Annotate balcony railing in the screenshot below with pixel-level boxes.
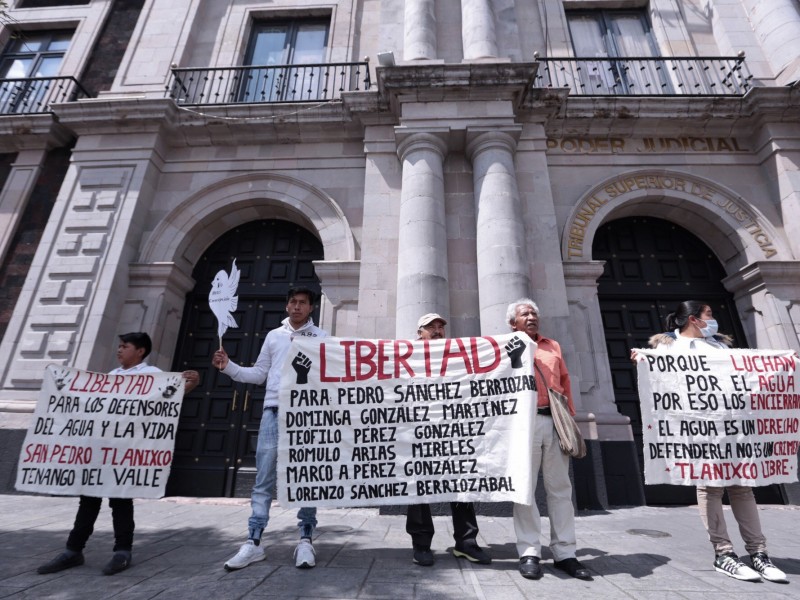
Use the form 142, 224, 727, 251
0, 76, 91, 115
532, 55, 752, 96
166, 62, 372, 106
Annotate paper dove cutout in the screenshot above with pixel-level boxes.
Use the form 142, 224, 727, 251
209, 259, 240, 341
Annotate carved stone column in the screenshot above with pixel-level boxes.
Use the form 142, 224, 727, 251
467, 130, 528, 333
404, 0, 437, 61
395, 132, 449, 338
461, 0, 498, 60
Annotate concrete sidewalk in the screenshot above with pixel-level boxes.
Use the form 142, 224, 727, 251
0, 494, 798, 599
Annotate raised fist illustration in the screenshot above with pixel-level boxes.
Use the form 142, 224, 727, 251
505, 336, 526, 369
292, 352, 312, 384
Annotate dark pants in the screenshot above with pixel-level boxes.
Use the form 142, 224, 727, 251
406, 502, 479, 548
66, 496, 134, 553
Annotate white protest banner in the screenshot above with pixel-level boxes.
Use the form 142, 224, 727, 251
209, 258, 240, 346
637, 349, 799, 486
277, 333, 537, 508
15, 365, 185, 498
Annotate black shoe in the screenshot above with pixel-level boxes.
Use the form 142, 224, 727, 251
412, 545, 434, 567
519, 556, 542, 580
102, 551, 131, 575
37, 551, 84, 574
554, 557, 592, 580
452, 540, 492, 564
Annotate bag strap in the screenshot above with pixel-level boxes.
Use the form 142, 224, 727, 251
533, 359, 569, 411
532, 359, 549, 391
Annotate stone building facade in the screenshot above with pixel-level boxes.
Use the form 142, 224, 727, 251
0, 0, 798, 505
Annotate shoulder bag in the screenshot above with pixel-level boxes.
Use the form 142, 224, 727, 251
534, 361, 587, 459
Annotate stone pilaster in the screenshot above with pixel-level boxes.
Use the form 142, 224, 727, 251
357, 123, 402, 340
0, 149, 46, 263
0, 132, 165, 405
126, 262, 196, 370
562, 261, 635, 440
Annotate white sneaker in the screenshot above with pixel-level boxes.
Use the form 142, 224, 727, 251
224, 540, 265, 571
294, 538, 316, 569
713, 552, 760, 581
751, 552, 788, 583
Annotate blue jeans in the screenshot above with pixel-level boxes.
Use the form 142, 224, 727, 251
248, 408, 317, 540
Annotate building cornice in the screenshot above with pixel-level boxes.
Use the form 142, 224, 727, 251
0, 114, 73, 152
377, 62, 538, 114
51, 95, 373, 146
524, 86, 800, 135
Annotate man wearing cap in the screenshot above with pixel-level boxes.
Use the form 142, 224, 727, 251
405, 313, 492, 567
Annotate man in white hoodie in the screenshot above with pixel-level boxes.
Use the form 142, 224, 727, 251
212, 287, 327, 571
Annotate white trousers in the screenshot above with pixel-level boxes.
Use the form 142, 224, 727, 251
513, 414, 577, 561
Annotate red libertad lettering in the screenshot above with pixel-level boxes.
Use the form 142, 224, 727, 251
69, 372, 125, 394
320, 338, 501, 382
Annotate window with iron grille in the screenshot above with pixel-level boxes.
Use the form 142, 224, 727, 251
0, 29, 72, 113
240, 19, 330, 103
566, 9, 671, 94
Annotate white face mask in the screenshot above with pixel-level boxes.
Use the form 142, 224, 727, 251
698, 318, 718, 338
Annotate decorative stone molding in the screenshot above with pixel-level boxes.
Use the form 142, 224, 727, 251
562, 169, 791, 269
722, 260, 800, 351
312, 260, 361, 309
140, 172, 357, 272
0, 164, 134, 396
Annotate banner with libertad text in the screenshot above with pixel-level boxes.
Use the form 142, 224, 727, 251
278, 333, 537, 507
637, 349, 799, 486
16, 366, 185, 498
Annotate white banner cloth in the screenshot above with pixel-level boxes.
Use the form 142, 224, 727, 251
278, 333, 538, 507
15, 366, 185, 498
637, 349, 799, 486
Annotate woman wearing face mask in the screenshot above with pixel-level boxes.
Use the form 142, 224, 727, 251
646, 300, 787, 583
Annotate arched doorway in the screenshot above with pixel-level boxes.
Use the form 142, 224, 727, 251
167, 219, 324, 497
593, 216, 782, 505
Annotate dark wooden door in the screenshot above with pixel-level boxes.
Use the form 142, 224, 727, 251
593, 217, 781, 505
167, 219, 323, 497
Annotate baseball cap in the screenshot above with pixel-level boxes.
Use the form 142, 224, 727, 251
417, 313, 447, 329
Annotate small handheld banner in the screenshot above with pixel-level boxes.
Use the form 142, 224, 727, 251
15, 366, 185, 498
209, 259, 240, 348
278, 333, 537, 507
636, 349, 799, 486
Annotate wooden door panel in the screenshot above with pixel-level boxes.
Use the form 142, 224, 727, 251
168, 219, 323, 497
593, 217, 764, 505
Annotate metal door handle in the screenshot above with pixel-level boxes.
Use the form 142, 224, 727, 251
244, 390, 250, 412
231, 390, 238, 411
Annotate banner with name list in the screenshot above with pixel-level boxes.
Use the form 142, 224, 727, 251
278, 333, 538, 507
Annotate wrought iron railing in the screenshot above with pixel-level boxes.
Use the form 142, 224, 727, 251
0, 76, 91, 114
166, 62, 372, 106
532, 55, 752, 96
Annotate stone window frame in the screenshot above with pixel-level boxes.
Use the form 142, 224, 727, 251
211, 3, 351, 70
542, 0, 696, 58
